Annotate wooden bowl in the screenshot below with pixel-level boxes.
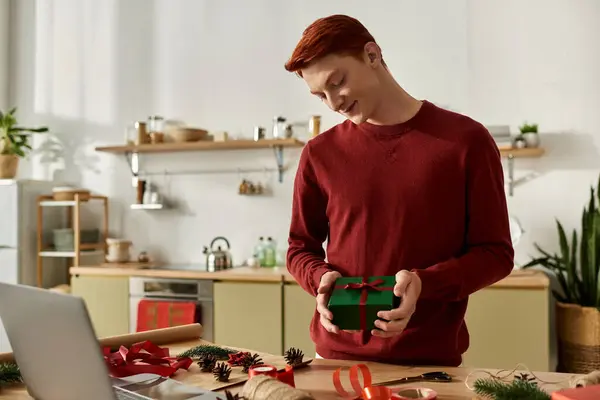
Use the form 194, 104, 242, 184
168, 127, 209, 143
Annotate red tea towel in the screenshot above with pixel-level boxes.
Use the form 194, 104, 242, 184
552, 384, 600, 400
136, 300, 197, 332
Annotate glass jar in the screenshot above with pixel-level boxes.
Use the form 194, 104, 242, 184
147, 116, 165, 135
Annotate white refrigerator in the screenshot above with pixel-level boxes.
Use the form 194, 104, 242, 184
0, 179, 67, 353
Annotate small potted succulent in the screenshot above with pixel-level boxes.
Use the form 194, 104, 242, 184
0, 108, 48, 179
518, 122, 540, 148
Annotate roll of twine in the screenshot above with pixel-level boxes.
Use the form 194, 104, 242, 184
240, 375, 314, 400
464, 363, 600, 392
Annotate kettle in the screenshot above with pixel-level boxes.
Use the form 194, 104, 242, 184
203, 236, 233, 272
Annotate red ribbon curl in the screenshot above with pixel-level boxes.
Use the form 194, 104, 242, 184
102, 340, 193, 378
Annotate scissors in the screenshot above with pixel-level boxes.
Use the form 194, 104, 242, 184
372, 371, 452, 387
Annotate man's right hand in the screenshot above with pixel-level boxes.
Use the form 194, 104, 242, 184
316, 270, 342, 334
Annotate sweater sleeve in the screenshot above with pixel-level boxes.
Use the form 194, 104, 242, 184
286, 143, 332, 297
413, 125, 514, 302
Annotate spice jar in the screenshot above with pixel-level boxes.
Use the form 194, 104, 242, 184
148, 116, 165, 136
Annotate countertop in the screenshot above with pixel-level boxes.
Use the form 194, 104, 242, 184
0, 337, 578, 399
69, 264, 550, 289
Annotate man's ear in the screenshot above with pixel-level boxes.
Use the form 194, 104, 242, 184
363, 42, 382, 68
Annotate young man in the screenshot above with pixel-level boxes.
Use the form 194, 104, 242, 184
284, 15, 514, 366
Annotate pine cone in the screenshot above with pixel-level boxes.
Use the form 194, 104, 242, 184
284, 347, 304, 366
241, 353, 264, 373
213, 362, 232, 382
514, 373, 536, 383
199, 354, 217, 372
224, 390, 244, 400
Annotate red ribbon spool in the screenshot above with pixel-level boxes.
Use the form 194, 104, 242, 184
248, 364, 295, 388
248, 365, 278, 379
333, 364, 437, 400
102, 340, 193, 378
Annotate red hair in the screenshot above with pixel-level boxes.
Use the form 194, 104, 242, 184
284, 14, 382, 75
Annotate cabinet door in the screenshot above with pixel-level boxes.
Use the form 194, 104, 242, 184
463, 287, 550, 371
71, 275, 130, 338
283, 283, 316, 358
214, 282, 282, 355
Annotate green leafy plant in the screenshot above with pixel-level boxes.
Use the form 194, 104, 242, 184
0, 107, 49, 157
521, 175, 600, 308
519, 122, 539, 134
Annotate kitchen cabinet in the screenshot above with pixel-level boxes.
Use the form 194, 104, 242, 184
283, 283, 316, 358
213, 281, 283, 355
463, 286, 551, 371
71, 275, 130, 337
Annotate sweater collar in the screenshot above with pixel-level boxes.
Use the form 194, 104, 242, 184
357, 100, 433, 137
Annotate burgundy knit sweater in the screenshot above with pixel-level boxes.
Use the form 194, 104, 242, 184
286, 100, 514, 366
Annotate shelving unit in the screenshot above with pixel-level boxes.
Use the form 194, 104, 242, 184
95, 135, 543, 195
498, 146, 546, 196
36, 194, 108, 287
95, 138, 305, 183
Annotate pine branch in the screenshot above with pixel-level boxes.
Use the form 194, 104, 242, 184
473, 377, 550, 400
177, 344, 237, 360
0, 362, 22, 386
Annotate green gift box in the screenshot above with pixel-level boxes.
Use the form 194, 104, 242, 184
328, 276, 400, 331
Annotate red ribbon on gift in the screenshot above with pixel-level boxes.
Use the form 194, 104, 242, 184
103, 340, 193, 378
336, 278, 394, 331
333, 364, 438, 400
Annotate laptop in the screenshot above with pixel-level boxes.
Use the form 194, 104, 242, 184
0, 282, 224, 400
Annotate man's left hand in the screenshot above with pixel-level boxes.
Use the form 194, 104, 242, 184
372, 270, 422, 338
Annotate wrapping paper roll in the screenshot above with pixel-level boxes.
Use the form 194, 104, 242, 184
0, 323, 203, 363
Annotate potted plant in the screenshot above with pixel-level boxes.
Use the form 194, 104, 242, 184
521, 175, 600, 373
518, 121, 540, 148
0, 108, 49, 179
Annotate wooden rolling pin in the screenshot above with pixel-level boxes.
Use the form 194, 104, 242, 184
0, 323, 203, 363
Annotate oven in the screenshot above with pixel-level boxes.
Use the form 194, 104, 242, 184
129, 277, 214, 342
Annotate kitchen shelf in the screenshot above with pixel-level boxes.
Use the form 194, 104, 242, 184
95, 138, 305, 184
130, 203, 164, 210
95, 138, 305, 154
498, 146, 545, 158
497, 146, 546, 196
39, 195, 109, 207
39, 250, 105, 258
37, 194, 109, 287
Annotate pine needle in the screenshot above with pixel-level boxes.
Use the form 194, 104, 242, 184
177, 344, 237, 360
0, 362, 22, 386
473, 377, 551, 400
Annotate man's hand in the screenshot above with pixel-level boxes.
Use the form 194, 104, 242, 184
372, 270, 422, 338
316, 270, 342, 334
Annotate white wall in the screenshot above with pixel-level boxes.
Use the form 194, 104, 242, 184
7, 0, 600, 267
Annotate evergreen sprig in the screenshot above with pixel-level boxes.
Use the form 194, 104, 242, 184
0, 362, 22, 386
177, 344, 237, 360
473, 377, 550, 400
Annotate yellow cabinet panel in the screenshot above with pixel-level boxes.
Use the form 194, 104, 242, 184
71, 275, 130, 338
283, 283, 316, 358
214, 281, 282, 355
463, 287, 550, 371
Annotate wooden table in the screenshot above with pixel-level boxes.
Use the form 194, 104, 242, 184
0, 338, 579, 399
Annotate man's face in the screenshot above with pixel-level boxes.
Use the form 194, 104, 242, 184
300, 50, 381, 125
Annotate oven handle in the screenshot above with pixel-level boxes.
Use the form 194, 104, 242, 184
132, 294, 213, 301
